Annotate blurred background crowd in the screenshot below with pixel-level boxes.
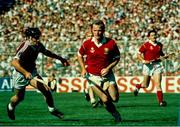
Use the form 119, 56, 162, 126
0, 0, 179, 78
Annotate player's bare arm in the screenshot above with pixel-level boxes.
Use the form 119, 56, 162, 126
77, 54, 87, 77
43, 49, 69, 66
137, 53, 151, 64
11, 58, 32, 79
101, 58, 120, 76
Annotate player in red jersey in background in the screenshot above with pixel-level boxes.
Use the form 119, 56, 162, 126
77, 20, 121, 122
134, 30, 167, 107
7, 27, 69, 120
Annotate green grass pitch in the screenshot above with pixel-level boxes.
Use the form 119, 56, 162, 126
0, 91, 179, 126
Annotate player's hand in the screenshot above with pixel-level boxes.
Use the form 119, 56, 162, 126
142, 60, 151, 64
24, 72, 32, 80
81, 69, 87, 78
101, 68, 109, 77
60, 58, 70, 66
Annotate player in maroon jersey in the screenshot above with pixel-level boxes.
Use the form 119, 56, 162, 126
133, 30, 167, 107
7, 27, 69, 120
78, 20, 121, 122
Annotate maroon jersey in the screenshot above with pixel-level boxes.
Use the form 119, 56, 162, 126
79, 37, 120, 76
15, 41, 46, 72
139, 41, 164, 61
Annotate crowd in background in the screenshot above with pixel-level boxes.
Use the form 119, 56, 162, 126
0, 0, 179, 77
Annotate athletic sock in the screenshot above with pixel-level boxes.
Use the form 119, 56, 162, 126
90, 98, 96, 104
105, 101, 116, 114
157, 90, 163, 103
136, 84, 142, 90
48, 106, 55, 112
8, 103, 14, 111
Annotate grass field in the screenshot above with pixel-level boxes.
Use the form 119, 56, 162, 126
0, 91, 179, 126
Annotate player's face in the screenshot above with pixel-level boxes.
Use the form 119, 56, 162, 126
92, 24, 104, 41
31, 37, 40, 44
149, 32, 156, 42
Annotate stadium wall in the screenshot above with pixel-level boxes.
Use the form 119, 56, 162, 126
0, 76, 179, 93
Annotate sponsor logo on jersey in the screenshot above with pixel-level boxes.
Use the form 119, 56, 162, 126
150, 46, 154, 50
90, 47, 95, 53
104, 48, 109, 54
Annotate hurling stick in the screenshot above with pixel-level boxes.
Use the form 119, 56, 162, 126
33, 76, 48, 86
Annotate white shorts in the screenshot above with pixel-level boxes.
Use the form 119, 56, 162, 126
142, 62, 164, 76
12, 69, 38, 89
85, 72, 116, 89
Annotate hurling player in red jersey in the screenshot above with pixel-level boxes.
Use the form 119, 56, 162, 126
134, 30, 167, 107
7, 27, 69, 120
78, 20, 121, 122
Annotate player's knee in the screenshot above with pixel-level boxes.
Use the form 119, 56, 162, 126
101, 94, 108, 103
37, 84, 49, 93
15, 95, 24, 102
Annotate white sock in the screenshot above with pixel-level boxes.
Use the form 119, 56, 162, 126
90, 98, 96, 104
136, 88, 139, 91
8, 103, 14, 110
84, 89, 88, 93
48, 106, 55, 112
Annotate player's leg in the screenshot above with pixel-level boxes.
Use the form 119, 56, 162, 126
7, 88, 25, 120
153, 73, 167, 107
7, 70, 28, 120
107, 84, 119, 102
88, 86, 99, 107
134, 64, 152, 96
104, 82, 121, 122
84, 86, 93, 101
84, 85, 100, 108
91, 85, 121, 122
85, 74, 102, 108
84, 88, 90, 101
134, 75, 151, 96
102, 72, 119, 102
30, 76, 64, 118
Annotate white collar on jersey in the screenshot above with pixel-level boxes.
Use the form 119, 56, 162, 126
92, 37, 107, 47
148, 40, 157, 46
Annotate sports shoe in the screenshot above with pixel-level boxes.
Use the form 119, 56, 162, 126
159, 101, 167, 107
50, 109, 64, 119
134, 88, 139, 96
7, 104, 15, 120
84, 89, 90, 102
112, 111, 122, 123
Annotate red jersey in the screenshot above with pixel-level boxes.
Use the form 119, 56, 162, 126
139, 41, 164, 61
78, 37, 120, 76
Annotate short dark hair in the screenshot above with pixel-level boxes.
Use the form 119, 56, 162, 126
147, 30, 157, 37
25, 27, 41, 39
92, 20, 105, 30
